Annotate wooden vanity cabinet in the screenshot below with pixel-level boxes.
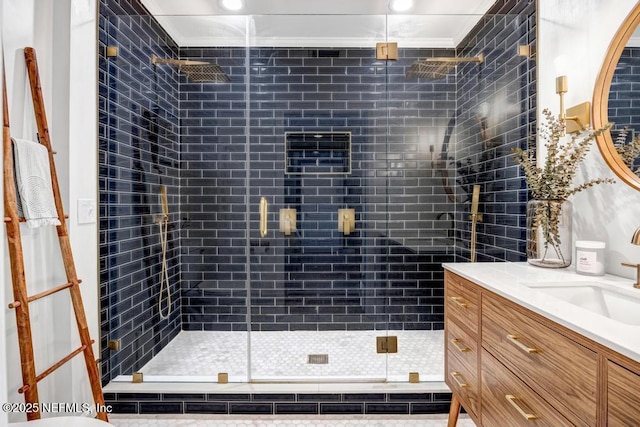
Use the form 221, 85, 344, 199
607, 360, 640, 426
445, 272, 481, 424
445, 270, 640, 427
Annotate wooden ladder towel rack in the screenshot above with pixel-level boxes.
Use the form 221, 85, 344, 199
2, 47, 108, 422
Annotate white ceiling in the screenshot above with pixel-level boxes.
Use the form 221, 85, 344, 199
141, 0, 496, 48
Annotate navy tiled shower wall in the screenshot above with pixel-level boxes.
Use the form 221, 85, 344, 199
179, 46, 458, 332
453, 0, 536, 262
98, 0, 182, 384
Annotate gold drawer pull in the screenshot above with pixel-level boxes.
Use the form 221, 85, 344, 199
449, 296, 467, 308
451, 338, 471, 353
507, 334, 539, 354
450, 371, 468, 388
505, 394, 538, 421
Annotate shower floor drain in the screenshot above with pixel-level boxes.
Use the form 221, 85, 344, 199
307, 354, 329, 364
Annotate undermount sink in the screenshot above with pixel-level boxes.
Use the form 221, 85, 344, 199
524, 281, 640, 326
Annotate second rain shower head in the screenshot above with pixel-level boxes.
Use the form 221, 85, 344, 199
151, 54, 231, 83
406, 53, 484, 79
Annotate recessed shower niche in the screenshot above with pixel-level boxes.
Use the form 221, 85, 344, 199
285, 132, 351, 175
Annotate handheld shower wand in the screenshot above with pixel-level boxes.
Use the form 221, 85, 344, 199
469, 185, 482, 263
157, 186, 171, 319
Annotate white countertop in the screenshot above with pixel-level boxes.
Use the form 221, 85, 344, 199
443, 262, 640, 364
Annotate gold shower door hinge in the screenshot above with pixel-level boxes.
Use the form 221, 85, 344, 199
376, 42, 398, 60
376, 336, 398, 353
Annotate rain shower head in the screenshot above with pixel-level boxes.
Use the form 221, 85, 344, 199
406, 53, 484, 79
151, 54, 231, 83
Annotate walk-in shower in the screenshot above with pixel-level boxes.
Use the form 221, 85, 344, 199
98, 0, 535, 404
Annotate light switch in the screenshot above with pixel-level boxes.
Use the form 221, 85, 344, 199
77, 199, 96, 224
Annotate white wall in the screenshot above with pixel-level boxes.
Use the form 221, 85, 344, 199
0, 1, 8, 424
539, 0, 640, 278
2, 0, 99, 422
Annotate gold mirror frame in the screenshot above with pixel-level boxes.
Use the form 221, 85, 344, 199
593, 2, 640, 191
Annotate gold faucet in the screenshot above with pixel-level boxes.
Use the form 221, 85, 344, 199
621, 227, 640, 288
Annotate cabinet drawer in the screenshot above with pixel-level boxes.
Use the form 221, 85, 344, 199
447, 347, 480, 417
482, 293, 597, 426
607, 360, 640, 426
445, 271, 479, 335
481, 349, 574, 427
445, 318, 479, 416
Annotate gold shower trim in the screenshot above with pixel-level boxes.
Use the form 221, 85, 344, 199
376, 42, 398, 60
376, 336, 398, 353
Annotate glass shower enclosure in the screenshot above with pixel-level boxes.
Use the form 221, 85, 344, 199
100, 5, 505, 385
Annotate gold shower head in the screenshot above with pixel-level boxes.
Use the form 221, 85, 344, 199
151, 54, 231, 83
406, 53, 484, 79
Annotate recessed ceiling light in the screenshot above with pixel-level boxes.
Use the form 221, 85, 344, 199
220, 0, 244, 11
389, 0, 413, 12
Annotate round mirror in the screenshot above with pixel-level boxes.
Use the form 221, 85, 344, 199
593, 2, 640, 191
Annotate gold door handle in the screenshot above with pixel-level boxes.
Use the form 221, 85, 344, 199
507, 334, 539, 354
259, 197, 267, 237
505, 394, 538, 421
450, 338, 471, 353
450, 371, 468, 388
449, 296, 467, 308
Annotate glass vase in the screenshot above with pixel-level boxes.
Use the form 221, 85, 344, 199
526, 199, 572, 268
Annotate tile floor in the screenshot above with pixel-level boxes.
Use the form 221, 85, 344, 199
134, 330, 444, 382
107, 330, 454, 423
108, 414, 476, 426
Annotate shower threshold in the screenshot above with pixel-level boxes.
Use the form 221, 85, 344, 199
104, 330, 448, 415
107, 330, 445, 391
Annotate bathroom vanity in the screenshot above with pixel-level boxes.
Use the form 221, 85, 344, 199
443, 262, 640, 426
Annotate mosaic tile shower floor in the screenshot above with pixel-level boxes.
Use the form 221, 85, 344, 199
108, 414, 476, 426
135, 330, 444, 382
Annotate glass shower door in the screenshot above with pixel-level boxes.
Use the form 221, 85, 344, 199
246, 13, 392, 382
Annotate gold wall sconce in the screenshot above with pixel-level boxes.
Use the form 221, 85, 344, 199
279, 208, 297, 235
338, 208, 356, 235
556, 75, 591, 135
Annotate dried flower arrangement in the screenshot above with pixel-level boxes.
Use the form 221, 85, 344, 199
613, 126, 640, 176
512, 109, 615, 265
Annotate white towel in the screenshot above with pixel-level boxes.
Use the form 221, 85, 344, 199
12, 138, 61, 228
